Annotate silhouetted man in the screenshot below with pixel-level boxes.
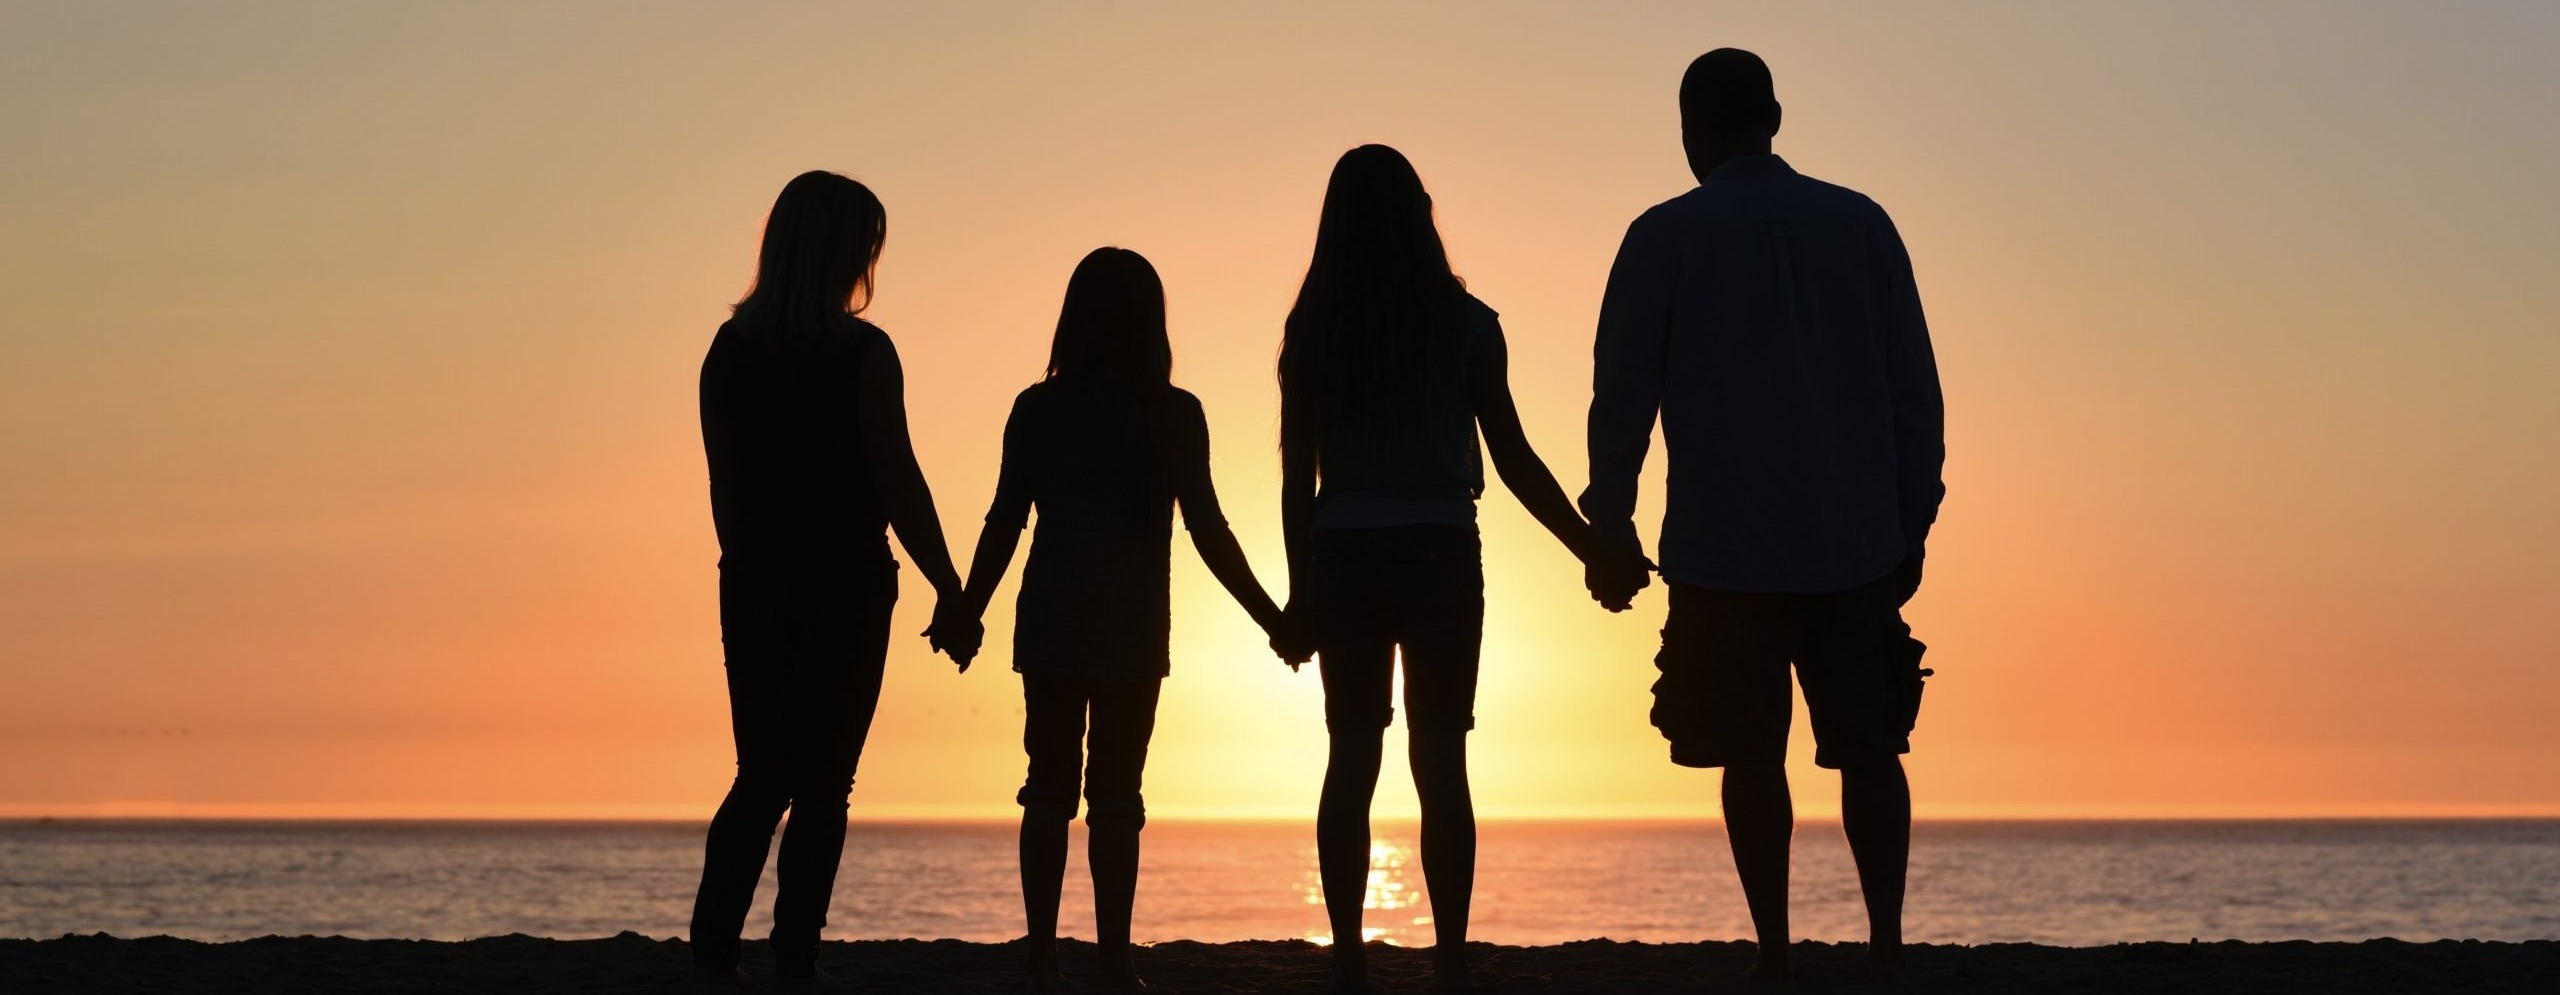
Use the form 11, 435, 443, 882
1580, 48, 1944, 985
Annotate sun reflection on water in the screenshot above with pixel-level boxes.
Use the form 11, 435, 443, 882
1299, 837, 1434, 946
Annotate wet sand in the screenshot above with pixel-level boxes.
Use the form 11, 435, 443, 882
5, 933, 2556, 993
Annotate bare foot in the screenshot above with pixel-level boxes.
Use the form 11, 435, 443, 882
1866, 940, 1906, 984
1742, 951, 1794, 989
1025, 945, 1068, 992
1434, 947, 1474, 992
1331, 947, 1373, 994
1094, 947, 1146, 991
774, 966, 844, 991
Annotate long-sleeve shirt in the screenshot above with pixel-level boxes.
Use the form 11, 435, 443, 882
1579, 154, 1944, 594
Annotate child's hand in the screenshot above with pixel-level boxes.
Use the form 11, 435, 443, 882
1267, 607, 1316, 671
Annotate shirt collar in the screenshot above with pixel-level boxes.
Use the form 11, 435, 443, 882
1704, 153, 1796, 182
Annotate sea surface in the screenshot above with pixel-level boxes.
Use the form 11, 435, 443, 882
4, 819, 2557, 947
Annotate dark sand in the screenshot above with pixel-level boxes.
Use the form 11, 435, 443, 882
5, 933, 2556, 994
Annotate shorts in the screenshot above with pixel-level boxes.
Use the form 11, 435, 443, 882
1650, 574, 1929, 770
1308, 524, 1483, 734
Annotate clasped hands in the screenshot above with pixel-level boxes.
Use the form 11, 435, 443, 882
922, 600, 1317, 672
1585, 536, 1655, 613
922, 548, 1654, 674
923, 598, 986, 672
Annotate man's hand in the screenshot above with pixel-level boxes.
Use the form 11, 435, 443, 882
923, 599, 984, 672
1585, 539, 1654, 612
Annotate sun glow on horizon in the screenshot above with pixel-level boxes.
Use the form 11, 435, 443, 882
2, 2, 2555, 824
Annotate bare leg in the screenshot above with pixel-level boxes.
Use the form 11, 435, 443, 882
1721, 761, 1794, 984
1089, 822, 1141, 987
1841, 757, 1911, 981
1019, 811, 1070, 990
1319, 727, 1387, 990
1409, 729, 1477, 991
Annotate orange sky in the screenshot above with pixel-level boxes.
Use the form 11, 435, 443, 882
3, 2, 2557, 820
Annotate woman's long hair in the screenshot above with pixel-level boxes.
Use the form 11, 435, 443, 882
1043, 246, 1180, 504
1278, 145, 1468, 476
732, 170, 887, 339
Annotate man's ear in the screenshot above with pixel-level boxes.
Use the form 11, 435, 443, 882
1768, 102, 1784, 140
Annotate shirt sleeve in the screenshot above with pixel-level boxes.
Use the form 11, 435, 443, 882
1170, 392, 1227, 532
1878, 212, 1946, 559
984, 390, 1037, 530
1578, 210, 1675, 554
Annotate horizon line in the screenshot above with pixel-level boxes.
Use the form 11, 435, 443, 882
10, 802, 2560, 823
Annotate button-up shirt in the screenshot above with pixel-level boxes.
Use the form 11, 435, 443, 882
1580, 154, 1944, 594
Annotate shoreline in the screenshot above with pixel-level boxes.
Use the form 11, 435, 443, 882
6, 934, 2556, 994
12, 813, 2560, 827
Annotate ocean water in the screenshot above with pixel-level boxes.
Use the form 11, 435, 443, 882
3, 819, 2557, 947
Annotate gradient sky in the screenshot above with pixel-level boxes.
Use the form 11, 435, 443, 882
3, 1, 2556, 820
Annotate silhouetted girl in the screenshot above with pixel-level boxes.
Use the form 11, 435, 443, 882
955, 247, 1290, 991
1279, 146, 1606, 993
691, 170, 975, 985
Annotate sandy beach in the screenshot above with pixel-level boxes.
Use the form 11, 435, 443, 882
5, 933, 2556, 994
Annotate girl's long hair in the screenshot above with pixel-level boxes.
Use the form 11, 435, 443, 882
1042, 246, 1180, 503
1278, 145, 1468, 476
732, 170, 887, 339
1045, 247, 1172, 386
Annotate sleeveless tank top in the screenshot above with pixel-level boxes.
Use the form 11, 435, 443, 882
699, 317, 894, 584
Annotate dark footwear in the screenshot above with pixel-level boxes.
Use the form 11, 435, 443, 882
692, 965, 754, 988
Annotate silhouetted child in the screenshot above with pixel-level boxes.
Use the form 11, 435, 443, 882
944, 247, 1296, 992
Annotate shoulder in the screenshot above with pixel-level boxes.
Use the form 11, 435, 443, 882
1012, 380, 1050, 405
1458, 292, 1504, 343
1779, 170, 1895, 223
1617, 192, 1713, 254
1628, 192, 1700, 235
849, 319, 900, 373
1165, 385, 1210, 423
844, 316, 894, 352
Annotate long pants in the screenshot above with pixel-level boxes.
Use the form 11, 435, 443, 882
689, 572, 896, 975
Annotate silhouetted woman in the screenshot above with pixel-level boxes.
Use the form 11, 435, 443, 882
954, 247, 1291, 991
1279, 146, 1606, 993
691, 170, 974, 986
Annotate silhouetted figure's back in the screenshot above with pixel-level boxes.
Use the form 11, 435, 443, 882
1584, 161, 1938, 593
949, 246, 1291, 990
702, 319, 891, 582
1579, 49, 1944, 986
687, 170, 977, 988
1281, 144, 1615, 994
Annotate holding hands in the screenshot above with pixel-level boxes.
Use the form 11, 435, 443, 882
924, 596, 985, 672
1584, 535, 1655, 613
1267, 605, 1316, 672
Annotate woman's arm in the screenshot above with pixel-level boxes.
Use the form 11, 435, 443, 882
855, 335, 977, 654
1472, 319, 1608, 569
